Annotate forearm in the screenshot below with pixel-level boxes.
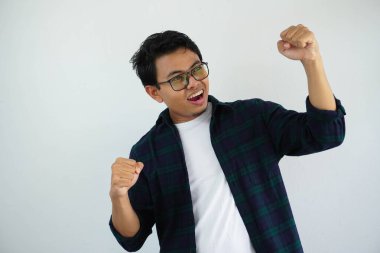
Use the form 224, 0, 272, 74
302, 55, 336, 111
111, 195, 140, 237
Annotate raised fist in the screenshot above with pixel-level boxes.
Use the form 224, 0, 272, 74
109, 157, 144, 199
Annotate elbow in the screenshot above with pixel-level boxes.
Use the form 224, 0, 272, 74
121, 245, 141, 252
330, 135, 345, 149
334, 119, 346, 147
321, 120, 346, 150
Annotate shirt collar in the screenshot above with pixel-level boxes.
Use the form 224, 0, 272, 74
156, 95, 233, 126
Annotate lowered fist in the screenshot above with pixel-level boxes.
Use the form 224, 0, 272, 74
109, 157, 144, 199
277, 24, 320, 62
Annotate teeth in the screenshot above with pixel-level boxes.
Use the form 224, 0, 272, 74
188, 90, 204, 99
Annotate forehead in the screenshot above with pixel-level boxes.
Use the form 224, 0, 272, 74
155, 48, 200, 78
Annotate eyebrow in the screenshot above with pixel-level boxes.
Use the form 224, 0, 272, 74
166, 60, 201, 79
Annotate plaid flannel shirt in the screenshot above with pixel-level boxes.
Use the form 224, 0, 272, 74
109, 94, 346, 253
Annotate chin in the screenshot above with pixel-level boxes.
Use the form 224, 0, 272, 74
197, 104, 208, 115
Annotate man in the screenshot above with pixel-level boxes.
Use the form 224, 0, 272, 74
108, 24, 346, 253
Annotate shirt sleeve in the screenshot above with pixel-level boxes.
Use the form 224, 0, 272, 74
108, 147, 155, 252
261, 94, 346, 158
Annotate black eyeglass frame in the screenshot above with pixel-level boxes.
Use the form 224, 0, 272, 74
155, 62, 209, 91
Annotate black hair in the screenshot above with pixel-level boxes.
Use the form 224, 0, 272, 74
130, 30, 203, 88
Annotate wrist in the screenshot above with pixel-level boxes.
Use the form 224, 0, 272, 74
301, 54, 323, 68
110, 192, 130, 203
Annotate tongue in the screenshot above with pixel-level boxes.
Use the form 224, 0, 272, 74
188, 94, 202, 101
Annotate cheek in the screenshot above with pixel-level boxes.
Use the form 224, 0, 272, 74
164, 93, 185, 107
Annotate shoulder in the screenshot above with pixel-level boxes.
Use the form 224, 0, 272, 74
231, 97, 266, 107
222, 97, 272, 115
129, 110, 173, 160
130, 124, 158, 158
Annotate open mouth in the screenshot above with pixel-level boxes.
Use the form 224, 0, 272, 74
187, 90, 204, 102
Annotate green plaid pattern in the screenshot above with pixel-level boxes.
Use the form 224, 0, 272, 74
109, 95, 346, 253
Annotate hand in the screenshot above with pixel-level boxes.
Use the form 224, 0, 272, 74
109, 157, 144, 199
277, 24, 320, 62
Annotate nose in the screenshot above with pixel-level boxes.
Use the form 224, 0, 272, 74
186, 74, 200, 90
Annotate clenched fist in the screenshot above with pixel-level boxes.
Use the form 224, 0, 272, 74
109, 157, 144, 199
277, 24, 320, 62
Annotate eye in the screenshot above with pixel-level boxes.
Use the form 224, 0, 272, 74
171, 74, 185, 82
192, 65, 202, 73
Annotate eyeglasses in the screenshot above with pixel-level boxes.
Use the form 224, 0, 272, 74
155, 62, 209, 91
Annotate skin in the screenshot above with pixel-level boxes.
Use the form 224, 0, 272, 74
109, 158, 143, 237
109, 24, 337, 237
145, 47, 210, 124
277, 24, 336, 110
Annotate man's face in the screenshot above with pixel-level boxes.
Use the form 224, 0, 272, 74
146, 47, 209, 124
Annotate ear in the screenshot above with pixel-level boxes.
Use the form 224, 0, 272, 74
145, 85, 164, 103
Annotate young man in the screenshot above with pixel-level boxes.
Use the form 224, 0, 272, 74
109, 24, 346, 253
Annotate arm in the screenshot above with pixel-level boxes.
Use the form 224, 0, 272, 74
111, 194, 140, 237
109, 177, 155, 252
277, 24, 336, 110
260, 95, 346, 158
260, 24, 346, 157
302, 55, 336, 111
109, 150, 155, 252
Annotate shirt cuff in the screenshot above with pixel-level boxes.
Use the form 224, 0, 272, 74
109, 215, 144, 244
306, 94, 346, 121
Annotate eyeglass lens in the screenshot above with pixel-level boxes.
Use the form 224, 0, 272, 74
171, 63, 208, 90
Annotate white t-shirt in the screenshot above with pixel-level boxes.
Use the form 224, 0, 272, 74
175, 102, 256, 253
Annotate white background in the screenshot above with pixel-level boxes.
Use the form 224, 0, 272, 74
1, 0, 379, 252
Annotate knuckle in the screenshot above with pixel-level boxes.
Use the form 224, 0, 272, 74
115, 157, 125, 162
111, 179, 118, 187
111, 161, 118, 168
116, 157, 136, 164
111, 164, 121, 172
111, 175, 119, 182
123, 171, 134, 178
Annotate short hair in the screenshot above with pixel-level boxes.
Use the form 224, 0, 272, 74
130, 30, 203, 88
